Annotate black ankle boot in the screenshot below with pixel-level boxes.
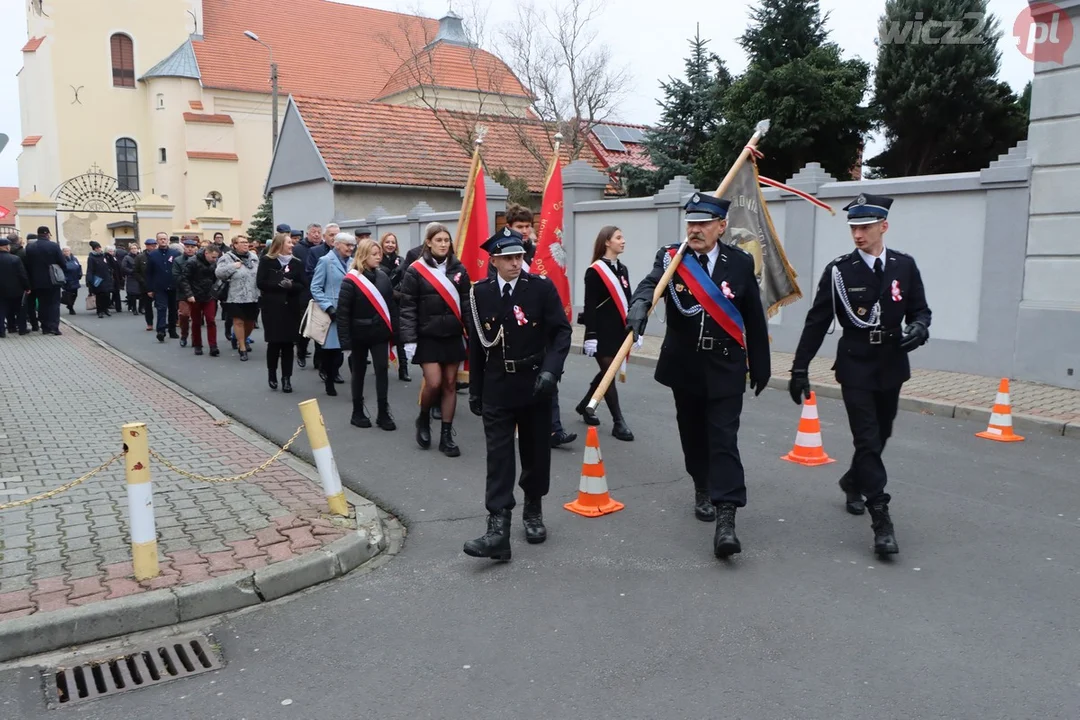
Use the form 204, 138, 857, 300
611, 417, 634, 441
376, 402, 396, 431
463, 510, 512, 560
439, 422, 460, 457
839, 473, 865, 515
415, 409, 431, 449
522, 496, 547, 544
282, 377, 292, 393
713, 503, 741, 558
575, 397, 600, 426
351, 403, 372, 428
694, 490, 716, 522
867, 502, 899, 556
325, 379, 337, 396
399, 365, 411, 382
268, 371, 278, 390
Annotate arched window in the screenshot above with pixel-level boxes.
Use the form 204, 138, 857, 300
110, 33, 135, 88
116, 138, 139, 191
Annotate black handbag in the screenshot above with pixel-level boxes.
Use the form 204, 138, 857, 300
211, 279, 229, 301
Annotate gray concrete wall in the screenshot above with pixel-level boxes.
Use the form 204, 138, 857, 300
272, 179, 335, 236
333, 186, 462, 221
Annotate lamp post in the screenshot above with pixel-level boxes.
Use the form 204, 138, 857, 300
243, 31, 278, 152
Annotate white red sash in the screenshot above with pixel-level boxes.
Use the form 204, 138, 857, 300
590, 258, 632, 382
411, 259, 467, 350
345, 270, 395, 361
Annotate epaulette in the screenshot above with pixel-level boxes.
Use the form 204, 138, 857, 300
725, 243, 753, 260
890, 248, 911, 258
833, 255, 847, 264
474, 276, 494, 286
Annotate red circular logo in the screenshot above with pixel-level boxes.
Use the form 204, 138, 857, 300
1014, 2, 1074, 64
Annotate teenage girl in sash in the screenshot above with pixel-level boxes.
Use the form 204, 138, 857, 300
399, 222, 472, 457
575, 226, 635, 441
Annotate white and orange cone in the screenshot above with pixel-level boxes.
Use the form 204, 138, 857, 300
564, 427, 625, 517
781, 391, 836, 466
976, 378, 1024, 442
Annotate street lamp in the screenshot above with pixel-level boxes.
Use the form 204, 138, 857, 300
243, 31, 278, 152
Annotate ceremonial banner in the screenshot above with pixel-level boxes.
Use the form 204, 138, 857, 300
532, 156, 572, 321
456, 153, 490, 281
720, 158, 802, 318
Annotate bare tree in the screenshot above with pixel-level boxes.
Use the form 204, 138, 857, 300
499, 0, 631, 164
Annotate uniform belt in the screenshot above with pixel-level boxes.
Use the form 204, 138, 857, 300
696, 334, 739, 352
843, 327, 902, 345
495, 351, 545, 373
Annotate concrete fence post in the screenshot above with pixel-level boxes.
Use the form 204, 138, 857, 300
122, 422, 159, 581
298, 399, 349, 516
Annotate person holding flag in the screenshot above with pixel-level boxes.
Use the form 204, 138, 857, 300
625, 193, 771, 559
337, 237, 398, 431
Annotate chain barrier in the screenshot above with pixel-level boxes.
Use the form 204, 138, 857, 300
0, 452, 126, 511
147, 424, 306, 483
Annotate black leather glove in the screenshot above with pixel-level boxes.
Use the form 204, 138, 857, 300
326, 306, 336, 322
899, 321, 928, 352
469, 396, 483, 416
749, 375, 769, 397
533, 370, 558, 396
279, 278, 294, 289
788, 369, 811, 404
626, 299, 649, 340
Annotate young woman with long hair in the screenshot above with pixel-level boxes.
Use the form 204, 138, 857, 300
399, 222, 471, 456
576, 225, 635, 441
256, 232, 307, 393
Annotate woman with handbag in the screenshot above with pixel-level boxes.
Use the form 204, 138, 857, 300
257, 232, 307, 393
215, 235, 260, 361
310, 232, 356, 396
61, 247, 82, 315
399, 222, 471, 456
575, 226, 635, 441
338, 238, 396, 430
85, 241, 113, 319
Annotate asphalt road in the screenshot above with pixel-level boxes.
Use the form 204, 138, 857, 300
3, 312, 1079, 719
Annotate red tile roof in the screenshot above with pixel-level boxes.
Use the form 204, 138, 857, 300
0, 187, 19, 223
189, 100, 205, 110
187, 151, 238, 161
22, 36, 44, 53
21, 136, 42, 146
183, 112, 234, 125
194, 0, 438, 101
586, 120, 655, 173
293, 97, 608, 194
376, 42, 529, 100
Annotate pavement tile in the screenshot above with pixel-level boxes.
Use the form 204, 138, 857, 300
104, 578, 145, 599
228, 539, 263, 559
34, 590, 73, 613
31, 576, 70, 596
0, 590, 33, 613
69, 576, 106, 599
282, 526, 321, 550
265, 542, 297, 563
0, 608, 35, 622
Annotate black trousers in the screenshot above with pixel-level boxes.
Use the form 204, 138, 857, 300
0, 297, 20, 336
351, 341, 389, 409
482, 399, 552, 514
321, 349, 343, 384
34, 287, 61, 333
672, 389, 746, 507
111, 287, 122, 312
94, 292, 111, 314
267, 341, 295, 378
153, 290, 177, 333
839, 385, 900, 505
141, 292, 154, 326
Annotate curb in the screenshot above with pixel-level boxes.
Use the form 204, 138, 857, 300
570, 341, 1074, 439
0, 321, 402, 665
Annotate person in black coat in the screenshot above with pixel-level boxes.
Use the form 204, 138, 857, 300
0, 237, 30, 337
338, 239, 397, 431
256, 233, 308, 393
178, 245, 223, 356
789, 193, 931, 557
399, 222, 471, 456
463, 228, 572, 560
379, 232, 410, 383
24, 226, 65, 335
60, 247, 83, 316
85, 242, 114, 318
626, 193, 771, 560
576, 225, 635, 441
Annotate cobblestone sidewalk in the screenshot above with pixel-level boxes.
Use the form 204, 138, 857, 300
0, 330, 357, 622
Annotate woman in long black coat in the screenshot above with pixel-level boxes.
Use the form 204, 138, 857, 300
575, 226, 634, 441
379, 232, 410, 382
256, 232, 308, 393
85, 242, 114, 319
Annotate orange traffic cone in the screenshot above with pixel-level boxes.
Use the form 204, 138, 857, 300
976, 378, 1024, 442
564, 427, 625, 517
781, 391, 836, 466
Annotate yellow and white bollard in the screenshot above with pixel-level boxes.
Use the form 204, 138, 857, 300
122, 422, 159, 580
298, 399, 349, 516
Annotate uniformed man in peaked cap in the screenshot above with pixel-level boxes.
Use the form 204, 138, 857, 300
626, 192, 771, 560
789, 193, 931, 557
464, 227, 572, 561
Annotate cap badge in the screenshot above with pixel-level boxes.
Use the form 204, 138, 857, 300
856, 194, 866, 205
503, 227, 511, 236
691, 193, 700, 203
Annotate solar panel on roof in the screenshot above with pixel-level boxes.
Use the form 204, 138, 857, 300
610, 125, 643, 143
593, 124, 627, 152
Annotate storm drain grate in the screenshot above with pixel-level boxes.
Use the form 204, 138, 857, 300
48, 634, 223, 706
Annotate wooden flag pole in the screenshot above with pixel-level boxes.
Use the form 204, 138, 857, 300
584, 119, 771, 417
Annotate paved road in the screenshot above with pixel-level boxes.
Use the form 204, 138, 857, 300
3, 314, 1079, 719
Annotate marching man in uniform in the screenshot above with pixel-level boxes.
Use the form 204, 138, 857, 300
626, 193, 771, 559
788, 193, 931, 557
464, 228, 572, 561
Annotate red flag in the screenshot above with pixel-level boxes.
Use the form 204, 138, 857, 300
455, 155, 490, 280
0, 206, 9, 220
532, 159, 571, 320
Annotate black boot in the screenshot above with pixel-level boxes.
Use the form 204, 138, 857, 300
376, 402, 396, 431
351, 402, 372, 428
867, 502, 899, 556
325, 377, 337, 396
268, 371, 278, 390
694, 489, 716, 522
611, 417, 634, 441
282, 377, 292, 394
463, 510, 512, 560
439, 422, 460, 457
575, 397, 601, 426
415, 409, 431, 449
399, 363, 411, 382
839, 473, 865, 515
522, 496, 547, 544
713, 503, 741, 558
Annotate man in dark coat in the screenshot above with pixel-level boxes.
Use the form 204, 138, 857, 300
626, 193, 771, 559
788, 193, 931, 557
0, 237, 31, 337
23, 226, 65, 335
464, 228, 572, 561
145, 231, 180, 342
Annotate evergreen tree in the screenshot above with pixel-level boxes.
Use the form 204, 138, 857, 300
490, 168, 535, 209
866, 0, 1029, 178
708, 0, 872, 184
247, 194, 274, 245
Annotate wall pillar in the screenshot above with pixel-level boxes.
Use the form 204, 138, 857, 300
134, 194, 176, 243
561, 161, 609, 296
651, 175, 698, 249
482, 175, 509, 236
194, 206, 232, 244
406, 202, 434, 252
13, 191, 58, 243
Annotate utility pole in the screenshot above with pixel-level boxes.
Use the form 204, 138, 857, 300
270, 61, 279, 151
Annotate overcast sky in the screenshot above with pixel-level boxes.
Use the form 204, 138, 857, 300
0, 0, 1035, 188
